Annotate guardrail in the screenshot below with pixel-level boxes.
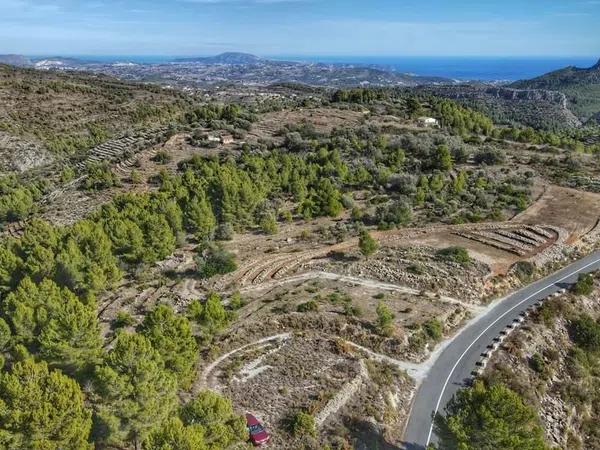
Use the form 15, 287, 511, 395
470, 288, 568, 379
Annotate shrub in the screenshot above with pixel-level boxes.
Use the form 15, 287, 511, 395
358, 229, 378, 258
196, 245, 237, 279
474, 148, 505, 165
437, 246, 471, 265
344, 303, 362, 317
423, 319, 443, 341
215, 222, 234, 241
84, 162, 119, 190
113, 311, 135, 329
60, 166, 75, 183
374, 200, 412, 229
297, 300, 318, 313
513, 261, 536, 282
529, 353, 546, 375
130, 169, 142, 184
572, 273, 594, 296
288, 411, 316, 437
280, 210, 293, 222
152, 150, 172, 164
376, 301, 394, 336
570, 315, 600, 352
407, 263, 425, 275
259, 213, 278, 235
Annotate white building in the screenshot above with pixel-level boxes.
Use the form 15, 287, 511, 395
417, 117, 439, 127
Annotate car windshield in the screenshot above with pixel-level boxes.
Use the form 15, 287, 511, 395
248, 423, 264, 434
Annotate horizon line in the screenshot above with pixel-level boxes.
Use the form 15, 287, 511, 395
9, 52, 599, 59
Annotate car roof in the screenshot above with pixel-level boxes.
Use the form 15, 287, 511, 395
245, 413, 260, 425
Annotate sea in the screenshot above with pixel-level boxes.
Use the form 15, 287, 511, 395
56, 55, 598, 82
277, 56, 598, 81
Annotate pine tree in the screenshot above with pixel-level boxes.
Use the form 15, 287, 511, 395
103, 218, 145, 262
0, 358, 93, 450
185, 193, 216, 239
2, 278, 102, 375
438, 381, 548, 450
358, 230, 378, 259
180, 391, 246, 447
38, 293, 103, 375
433, 145, 453, 172
93, 332, 178, 448
143, 418, 207, 450
55, 220, 121, 296
140, 304, 198, 387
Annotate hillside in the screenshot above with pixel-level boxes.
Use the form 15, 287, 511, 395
0, 64, 190, 169
0, 55, 32, 67
0, 66, 600, 448
511, 58, 600, 122
416, 84, 581, 130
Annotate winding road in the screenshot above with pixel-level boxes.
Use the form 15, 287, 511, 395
402, 250, 600, 450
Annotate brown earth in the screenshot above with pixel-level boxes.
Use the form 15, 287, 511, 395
512, 184, 600, 243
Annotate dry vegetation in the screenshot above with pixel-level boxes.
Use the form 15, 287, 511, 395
1, 71, 600, 449
0, 64, 189, 162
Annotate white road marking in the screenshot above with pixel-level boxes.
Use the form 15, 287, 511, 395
425, 257, 600, 445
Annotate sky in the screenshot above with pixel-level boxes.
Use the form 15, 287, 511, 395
0, 0, 599, 57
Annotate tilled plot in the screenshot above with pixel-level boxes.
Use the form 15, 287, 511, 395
454, 224, 557, 256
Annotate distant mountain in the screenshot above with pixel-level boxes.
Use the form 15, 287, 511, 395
34, 57, 89, 68
174, 52, 262, 64
511, 58, 600, 121
0, 55, 96, 69
0, 54, 32, 67
512, 58, 600, 89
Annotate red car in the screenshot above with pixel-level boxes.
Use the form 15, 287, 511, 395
246, 413, 270, 446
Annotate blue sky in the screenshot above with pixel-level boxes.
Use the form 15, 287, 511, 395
1, 0, 599, 57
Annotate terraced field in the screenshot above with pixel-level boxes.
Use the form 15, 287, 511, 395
454, 224, 558, 256
74, 128, 164, 171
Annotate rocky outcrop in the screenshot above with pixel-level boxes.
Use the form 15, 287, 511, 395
483, 87, 568, 108
417, 84, 582, 129
0, 132, 53, 172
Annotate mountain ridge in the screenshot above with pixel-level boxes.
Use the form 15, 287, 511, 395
173, 52, 262, 64
510, 58, 600, 121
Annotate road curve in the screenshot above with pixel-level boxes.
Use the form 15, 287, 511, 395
402, 250, 600, 450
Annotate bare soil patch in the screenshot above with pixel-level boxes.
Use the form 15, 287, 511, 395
512, 184, 600, 243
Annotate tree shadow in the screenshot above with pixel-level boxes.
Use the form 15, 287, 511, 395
431, 411, 457, 450
327, 250, 359, 262
348, 419, 404, 449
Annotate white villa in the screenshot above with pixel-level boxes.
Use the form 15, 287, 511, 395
417, 117, 440, 127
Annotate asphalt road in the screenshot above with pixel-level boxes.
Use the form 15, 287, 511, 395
402, 250, 600, 450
